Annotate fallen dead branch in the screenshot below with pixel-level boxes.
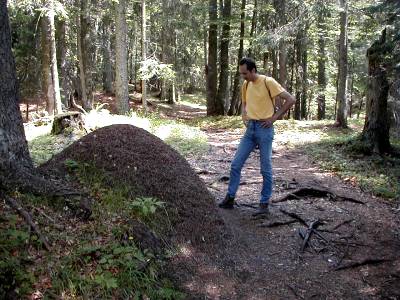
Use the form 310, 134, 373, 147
33, 207, 65, 231
279, 208, 308, 226
335, 258, 392, 271
301, 220, 322, 252
2, 192, 51, 251
273, 186, 365, 204
286, 284, 305, 300
331, 219, 354, 230
259, 219, 298, 228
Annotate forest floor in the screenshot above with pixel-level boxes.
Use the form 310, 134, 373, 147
154, 100, 400, 299
19, 97, 400, 299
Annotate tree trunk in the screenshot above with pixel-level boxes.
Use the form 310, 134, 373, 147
0, 2, 92, 218
0, 1, 33, 179
361, 29, 391, 154
248, 0, 257, 58
294, 37, 301, 120
79, 0, 93, 110
41, 15, 53, 115
161, 0, 174, 103
228, 0, 246, 116
141, 0, 147, 110
57, 19, 69, 107
47, 0, 62, 114
301, 26, 309, 120
317, 2, 327, 120
215, 0, 232, 115
206, 0, 218, 116
115, 0, 130, 114
277, 0, 287, 88
335, 0, 348, 128
102, 17, 113, 94
272, 50, 278, 79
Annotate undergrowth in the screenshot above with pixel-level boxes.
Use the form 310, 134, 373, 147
302, 124, 400, 199
0, 160, 184, 299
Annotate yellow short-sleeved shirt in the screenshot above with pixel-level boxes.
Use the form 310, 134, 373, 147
241, 75, 285, 120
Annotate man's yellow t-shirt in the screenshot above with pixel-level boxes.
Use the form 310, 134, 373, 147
241, 75, 285, 120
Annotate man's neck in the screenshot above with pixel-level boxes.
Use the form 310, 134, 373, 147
250, 74, 259, 82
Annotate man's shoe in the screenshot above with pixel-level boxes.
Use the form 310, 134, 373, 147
218, 194, 235, 209
252, 203, 269, 216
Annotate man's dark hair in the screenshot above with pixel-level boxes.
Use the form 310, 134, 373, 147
239, 57, 257, 72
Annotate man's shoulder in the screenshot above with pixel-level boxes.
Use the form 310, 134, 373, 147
263, 75, 277, 82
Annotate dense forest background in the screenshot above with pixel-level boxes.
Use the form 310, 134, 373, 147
9, 0, 399, 145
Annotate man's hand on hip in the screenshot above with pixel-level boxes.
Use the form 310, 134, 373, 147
259, 117, 276, 128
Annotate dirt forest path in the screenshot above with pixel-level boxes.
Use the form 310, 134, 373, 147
24, 100, 400, 299
183, 122, 400, 299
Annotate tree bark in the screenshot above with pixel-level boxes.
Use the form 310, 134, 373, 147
294, 37, 301, 120
41, 15, 53, 115
115, 0, 130, 114
1, 2, 92, 219
56, 18, 69, 107
78, 0, 93, 110
248, 0, 257, 58
301, 25, 309, 120
335, 0, 349, 128
141, 0, 147, 110
215, 0, 232, 115
362, 29, 391, 154
102, 16, 113, 94
206, 0, 218, 116
46, 0, 62, 115
0, 1, 33, 179
317, 2, 327, 120
228, 0, 246, 116
277, 0, 287, 89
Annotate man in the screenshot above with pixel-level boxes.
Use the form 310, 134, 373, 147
219, 57, 296, 215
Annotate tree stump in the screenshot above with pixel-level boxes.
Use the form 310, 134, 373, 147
51, 112, 83, 135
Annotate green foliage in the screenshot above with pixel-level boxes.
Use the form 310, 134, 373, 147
29, 134, 78, 166
129, 197, 165, 218
164, 126, 209, 156
0, 216, 36, 298
0, 159, 183, 298
138, 58, 176, 82
186, 115, 244, 130
8, 4, 41, 98
49, 242, 185, 299
304, 134, 400, 199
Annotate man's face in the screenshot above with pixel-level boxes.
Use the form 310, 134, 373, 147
239, 64, 254, 81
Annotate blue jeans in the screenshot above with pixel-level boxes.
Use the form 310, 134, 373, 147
227, 120, 274, 204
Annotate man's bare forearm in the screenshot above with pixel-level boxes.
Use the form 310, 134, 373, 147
272, 91, 296, 121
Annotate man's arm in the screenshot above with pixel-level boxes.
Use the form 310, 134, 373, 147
261, 91, 296, 128
242, 103, 248, 126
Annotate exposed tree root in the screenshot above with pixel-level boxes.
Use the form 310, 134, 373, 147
335, 258, 392, 271
331, 219, 354, 230
300, 220, 323, 252
279, 208, 309, 226
2, 191, 51, 251
258, 219, 298, 228
273, 186, 365, 204
2, 166, 92, 219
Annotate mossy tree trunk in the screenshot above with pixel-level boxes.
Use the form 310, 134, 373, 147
361, 29, 391, 154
